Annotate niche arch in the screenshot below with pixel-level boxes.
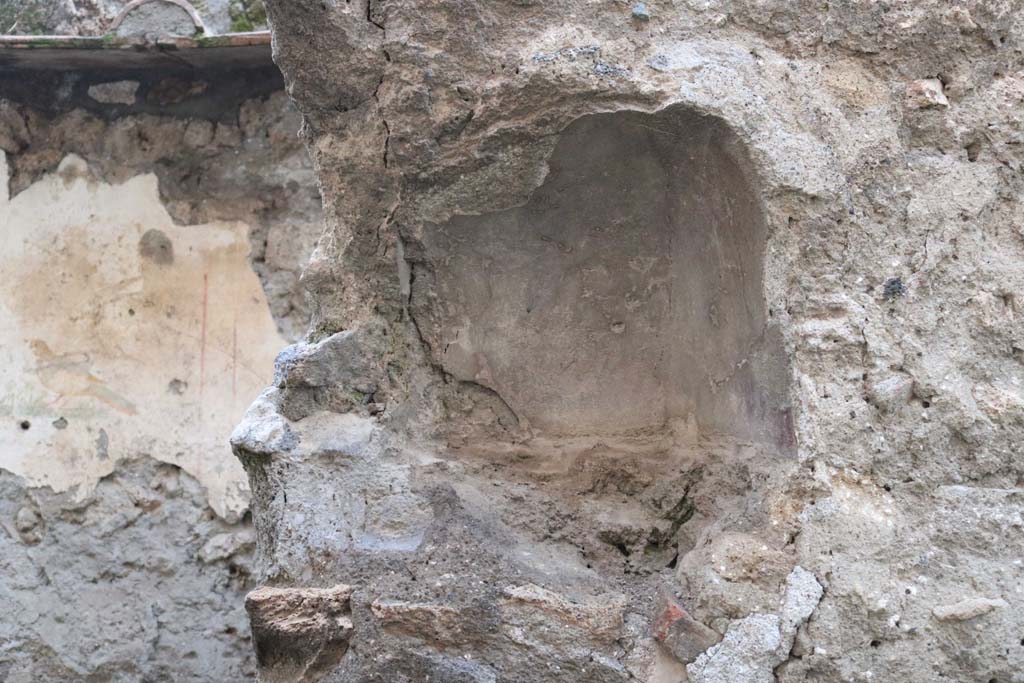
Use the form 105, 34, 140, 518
414, 105, 792, 449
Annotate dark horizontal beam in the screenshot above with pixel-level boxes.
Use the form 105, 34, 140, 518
0, 31, 273, 71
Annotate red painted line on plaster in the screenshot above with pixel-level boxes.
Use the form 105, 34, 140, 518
200, 273, 208, 398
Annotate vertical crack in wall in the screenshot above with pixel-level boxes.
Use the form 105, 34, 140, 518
232, 2, 1024, 682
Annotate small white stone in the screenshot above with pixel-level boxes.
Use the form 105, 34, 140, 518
905, 79, 949, 109
87, 80, 139, 105
15, 506, 39, 533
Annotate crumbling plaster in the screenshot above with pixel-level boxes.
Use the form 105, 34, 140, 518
0, 152, 284, 518
0, 77, 322, 518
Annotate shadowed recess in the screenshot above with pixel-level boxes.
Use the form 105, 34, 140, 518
415, 106, 792, 448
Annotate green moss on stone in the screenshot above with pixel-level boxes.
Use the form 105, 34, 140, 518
228, 0, 267, 32
0, 0, 56, 35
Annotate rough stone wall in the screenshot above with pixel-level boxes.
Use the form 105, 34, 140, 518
231, 1, 1024, 682
0, 64, 321, 679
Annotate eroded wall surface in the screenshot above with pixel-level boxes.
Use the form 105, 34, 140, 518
230, 1, 1024, 682
0, 68, 322, 680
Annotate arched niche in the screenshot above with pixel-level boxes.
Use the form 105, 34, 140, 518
413, 106, 792, 450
